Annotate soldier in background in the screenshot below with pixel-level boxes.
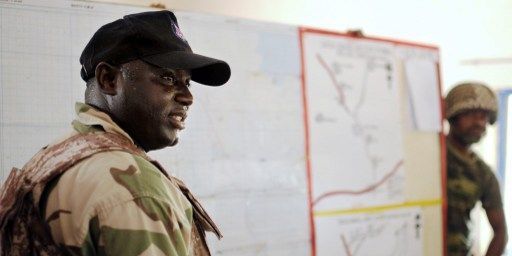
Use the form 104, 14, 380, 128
445, 82, 508, 256
0, 10, 230, 255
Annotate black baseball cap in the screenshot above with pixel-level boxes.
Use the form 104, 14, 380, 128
80, 10, 230, 86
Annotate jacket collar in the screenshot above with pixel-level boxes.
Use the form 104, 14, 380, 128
73, 102, 135, 145
446, 138, 477, 165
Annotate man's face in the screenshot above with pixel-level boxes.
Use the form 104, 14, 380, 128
450, 109, 490, 145
111, 60, 193, 151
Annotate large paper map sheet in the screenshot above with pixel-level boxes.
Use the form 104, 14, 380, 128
0, 1, 309, 255
302, 32, 405, 211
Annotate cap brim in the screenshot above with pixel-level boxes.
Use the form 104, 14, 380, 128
142, 51, 230, 86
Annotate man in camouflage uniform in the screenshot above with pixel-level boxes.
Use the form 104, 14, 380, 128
445, 82, 508, 256
0, 10, 230, 255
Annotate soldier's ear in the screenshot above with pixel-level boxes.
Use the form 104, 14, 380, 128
95, 62, 120, 96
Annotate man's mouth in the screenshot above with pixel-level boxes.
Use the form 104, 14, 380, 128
469, 126, 485, 134
169, 111, 187, 130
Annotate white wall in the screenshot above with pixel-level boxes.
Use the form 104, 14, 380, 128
93, 0, 512, 254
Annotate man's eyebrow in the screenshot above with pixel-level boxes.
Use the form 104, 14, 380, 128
149, 65, 191, 79
152, 66, 175, 74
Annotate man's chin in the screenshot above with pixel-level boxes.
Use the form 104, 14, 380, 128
463, 135, 482, 145
146, 134, 179, 151
169, 137, 179, 147
161, 128, 180, 147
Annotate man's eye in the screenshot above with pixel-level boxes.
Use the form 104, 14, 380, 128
161, 76, 176, 84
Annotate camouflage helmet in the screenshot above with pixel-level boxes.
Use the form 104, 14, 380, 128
445, 81, 498, 124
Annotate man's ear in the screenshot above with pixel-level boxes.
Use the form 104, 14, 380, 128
95, 62, 120, 95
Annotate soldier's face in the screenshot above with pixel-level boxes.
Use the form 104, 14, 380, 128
450, 109, 489, 145
112, 60, 193, 151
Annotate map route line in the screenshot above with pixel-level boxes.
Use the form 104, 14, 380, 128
314, 198, 441, 217
341, 235, 353, 256
312, 160, 404, 206
316, 53, 350, 113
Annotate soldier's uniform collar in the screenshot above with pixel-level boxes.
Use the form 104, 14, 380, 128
446, 138, 478, 165
73, 102, 135, 145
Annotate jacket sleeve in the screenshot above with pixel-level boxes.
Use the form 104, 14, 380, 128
480, 168, 503, 210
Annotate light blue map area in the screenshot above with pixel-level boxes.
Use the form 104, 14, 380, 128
154, 11, 310, 255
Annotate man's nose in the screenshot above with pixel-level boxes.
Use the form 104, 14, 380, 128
175, 86, 193, 107
472, 113, 488, 127
476, 117, 487, 126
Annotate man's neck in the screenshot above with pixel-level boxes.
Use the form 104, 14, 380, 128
447, 132, 472, 156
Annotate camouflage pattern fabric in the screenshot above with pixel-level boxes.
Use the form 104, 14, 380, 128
0, 131, 147, 256
0, 102, 221, 255
446, 140, 503, 256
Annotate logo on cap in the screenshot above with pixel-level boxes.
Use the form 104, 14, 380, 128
171, 22, 187, 43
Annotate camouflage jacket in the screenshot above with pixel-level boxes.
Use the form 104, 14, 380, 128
0, 103, 221, 255
446, 140, 503, 256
